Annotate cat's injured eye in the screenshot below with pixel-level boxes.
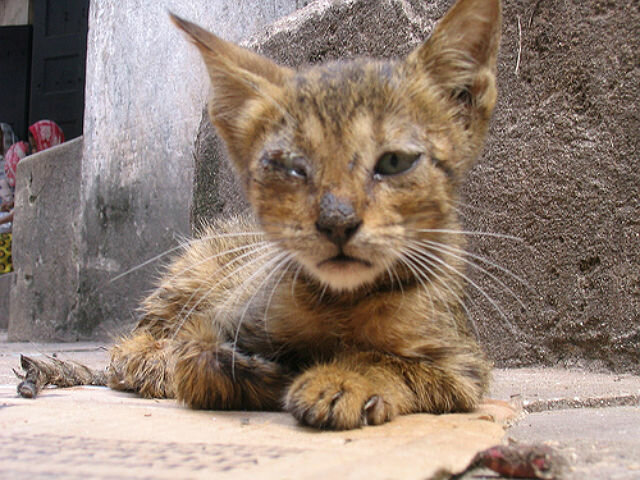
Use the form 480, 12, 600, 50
262, 150, 308, 180
374, 152, 421, 178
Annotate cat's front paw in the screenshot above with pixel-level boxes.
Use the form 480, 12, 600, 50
285, 366, 393, 430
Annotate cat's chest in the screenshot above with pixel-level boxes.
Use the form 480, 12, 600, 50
267, 289, 421, 356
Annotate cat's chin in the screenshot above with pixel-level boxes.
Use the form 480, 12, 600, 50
308, 255, 382, 292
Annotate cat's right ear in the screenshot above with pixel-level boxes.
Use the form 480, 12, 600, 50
170, 14, 294, 163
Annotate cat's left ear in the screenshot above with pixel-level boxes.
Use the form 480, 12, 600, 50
170, 14, 294, 167
406, 0, 502, 125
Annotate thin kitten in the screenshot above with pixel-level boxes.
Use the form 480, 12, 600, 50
21, 0, 502, 430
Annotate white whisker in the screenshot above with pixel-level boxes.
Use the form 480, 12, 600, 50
263, 256, 296, 335
422, 239, 532, 290
402, 245, 479, 337
391, 249, 437, 321
416, 239, 528, 311
317, 282, 329, 304
230, 251, 294, 379
171, 241, 274, 327
450, 200, 492, 214
406, 243, 520, 338
382, 250, 407, 314
172, 245, 280, 339
290, 263, 303, 305
412, 228, 522, 242
109, 231, 265, 283
400, 248, 463, 331
167, 240, 271, 285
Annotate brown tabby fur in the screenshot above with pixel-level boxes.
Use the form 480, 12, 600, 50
108, 0, 502, 430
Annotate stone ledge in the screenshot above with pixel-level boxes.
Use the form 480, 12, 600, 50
8, 137, 83, 341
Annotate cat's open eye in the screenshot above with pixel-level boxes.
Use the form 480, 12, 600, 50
374, 152, 421, 178
263, 150, 308, 180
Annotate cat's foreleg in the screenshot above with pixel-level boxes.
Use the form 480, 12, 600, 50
170, 320, 291, 410
108, 331, 176, 398
110, 321, 291, 410
285, 349, 489, 430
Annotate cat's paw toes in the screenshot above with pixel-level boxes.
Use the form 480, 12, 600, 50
285, 368, 392, 430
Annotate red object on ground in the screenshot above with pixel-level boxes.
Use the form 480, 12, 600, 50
473, 444, 567, 479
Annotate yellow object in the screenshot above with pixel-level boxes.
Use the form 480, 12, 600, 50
0, 233, 12, 273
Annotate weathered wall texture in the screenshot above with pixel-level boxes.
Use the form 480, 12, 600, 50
9, 138, 83, 341
463, 0, 639, 373
192, 0, 639, 373
74, 0, 303, 338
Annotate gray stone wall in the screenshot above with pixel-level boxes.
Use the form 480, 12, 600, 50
9, 138, 82, 341
463, 0, 639, 373
73, 0, 303, 338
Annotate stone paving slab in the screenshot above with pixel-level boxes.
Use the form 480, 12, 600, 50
0, 337, 519, 479
2, 338, 640, 479
507, 407, 640, 480
0, 386, 515, 479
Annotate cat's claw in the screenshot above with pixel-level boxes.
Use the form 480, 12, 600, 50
285, 368, 393, 430
363, 394, 387, 425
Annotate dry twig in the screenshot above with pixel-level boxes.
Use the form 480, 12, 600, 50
14, 354, 107, 398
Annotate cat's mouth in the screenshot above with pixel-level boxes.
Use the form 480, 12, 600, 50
309, 251, 382, 290
317, 253, 373, 269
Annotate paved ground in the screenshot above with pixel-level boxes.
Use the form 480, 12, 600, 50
1, 333, 639, 479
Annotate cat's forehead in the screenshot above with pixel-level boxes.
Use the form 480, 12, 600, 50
287, 59, 400, 114
273, 58, 418, 155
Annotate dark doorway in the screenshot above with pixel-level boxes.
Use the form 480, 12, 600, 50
0, 25, 32, 140
29, 0, 89, 140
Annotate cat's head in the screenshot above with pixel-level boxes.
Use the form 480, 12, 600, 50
173, 0, 501, 292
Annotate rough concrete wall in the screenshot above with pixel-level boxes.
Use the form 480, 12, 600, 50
192, 0, 639, 373
75, 0, 303, 338
9, 138, 83, 341
192, 112, 250, 230
463, 0, 639, 373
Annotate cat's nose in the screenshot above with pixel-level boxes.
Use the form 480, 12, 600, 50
315, 193, 362, 248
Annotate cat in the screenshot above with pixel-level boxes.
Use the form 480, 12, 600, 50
18, 0, 502, 430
